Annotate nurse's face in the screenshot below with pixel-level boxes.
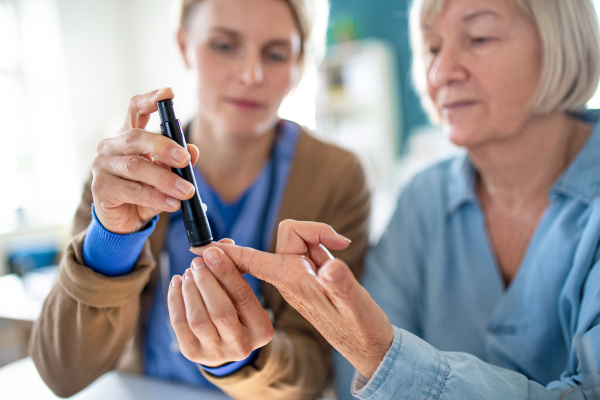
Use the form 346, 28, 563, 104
178, 0, 302, 137
421, 0, 542, 148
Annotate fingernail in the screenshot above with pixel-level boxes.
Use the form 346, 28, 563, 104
175, 179, 194, 195
166, 197, 180, 208
192, 257, 206, 271
204, 248, 221, 267
184, 268, 192, 280
323, 263, 343, 282
172, 148, 189, 163
339, 234, 351, 243
171, 275, 182, 287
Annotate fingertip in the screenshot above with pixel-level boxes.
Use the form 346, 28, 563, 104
192, 257, 207, 271
187, 144, 199, 166
171, 275, 182, 288
157, 87, 174, 98
324, 233, 352, 251
203, 247, 223, 267
190, 243, 215, 255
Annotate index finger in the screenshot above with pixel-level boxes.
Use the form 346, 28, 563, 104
124, 87, 174, 130
192, 244, 287, 288
276, 220, 351, 255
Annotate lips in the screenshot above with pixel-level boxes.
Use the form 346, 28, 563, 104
225, 97, 265, 110
440, 100, 477, 115
440, 100, 478, 111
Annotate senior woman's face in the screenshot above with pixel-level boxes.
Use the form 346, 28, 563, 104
179, 0, 301, 136
422, 0, 542, 147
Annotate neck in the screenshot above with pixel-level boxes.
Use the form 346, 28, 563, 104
469, 111, 591, 211
189, 116, 277, 202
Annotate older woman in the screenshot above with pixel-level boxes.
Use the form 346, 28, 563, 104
30, 0, 370, 399
191, 0, 600, 398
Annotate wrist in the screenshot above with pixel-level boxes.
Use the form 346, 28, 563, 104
355, 324, 395, 379
82, 204, 158, 276
95, 205, 154, 235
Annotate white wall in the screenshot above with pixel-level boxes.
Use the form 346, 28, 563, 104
54, 0, 195, 185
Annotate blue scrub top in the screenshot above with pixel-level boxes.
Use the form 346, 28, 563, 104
144, 120, 300, 388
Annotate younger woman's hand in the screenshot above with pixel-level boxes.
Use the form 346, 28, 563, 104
91, 88, 200, 234
167, 240, 274, 367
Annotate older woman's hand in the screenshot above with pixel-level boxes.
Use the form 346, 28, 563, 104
91, 88, 200, 234
168, 239, 274, 367
199, 220, 395, 379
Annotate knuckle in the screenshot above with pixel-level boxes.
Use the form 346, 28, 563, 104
234, 343, 252, 361
261, 323, 275, 343
180, 346, 200, 362
123, 155, 142, 175
127, 95, 141, 110
170, 317, 189, 332
125, 180, 144, 199
187, 314, 211, 333
211, 309, 236, 327
122, 128, 142, 147
229, 285, 254, 310
95, 138, 108, 155
90, 155, 102, 173
90, 174, 102, 195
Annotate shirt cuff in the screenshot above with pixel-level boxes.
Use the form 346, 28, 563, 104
82, 204, 158, 277
351, 326, 449, 400
198, 348, 261, 377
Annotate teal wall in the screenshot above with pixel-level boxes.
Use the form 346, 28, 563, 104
328, 0, 430, 151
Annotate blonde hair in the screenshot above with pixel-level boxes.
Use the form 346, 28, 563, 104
180, 0, 329, 69
410, 0, 600, 120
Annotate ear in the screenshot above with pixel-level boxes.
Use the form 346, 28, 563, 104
177, 27, 190, 68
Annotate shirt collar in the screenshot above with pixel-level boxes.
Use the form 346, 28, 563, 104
551, 110, 600, 204
446, 109, 600, 214
446, 152, 477, 215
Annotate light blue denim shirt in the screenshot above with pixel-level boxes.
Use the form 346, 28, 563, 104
335, 111, 600, 400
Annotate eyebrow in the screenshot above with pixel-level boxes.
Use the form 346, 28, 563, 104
210, 27, 293, 47
463, 10, 499, 22
211, 27, 239, 37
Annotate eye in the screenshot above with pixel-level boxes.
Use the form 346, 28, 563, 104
471, 37, 491, 45
211, 40, 234, 53
265, 50, 290, 62
428, 46, 441, 56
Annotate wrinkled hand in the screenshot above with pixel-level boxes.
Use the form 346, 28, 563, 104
197, 220, 395, 379
91, 88, 200, 234
168, 239, 274, 367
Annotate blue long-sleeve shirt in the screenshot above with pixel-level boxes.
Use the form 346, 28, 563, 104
335, 110, 600, 400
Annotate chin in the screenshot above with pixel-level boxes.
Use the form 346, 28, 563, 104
220, 119, 273, 138
443, 125, 488, 148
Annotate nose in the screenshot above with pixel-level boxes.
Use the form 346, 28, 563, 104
428, 45, 468, 88
239, 52, 264, 86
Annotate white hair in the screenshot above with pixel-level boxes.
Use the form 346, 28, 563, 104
410, 0, 600, 120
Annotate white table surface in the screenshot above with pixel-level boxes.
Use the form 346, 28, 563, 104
0, 357, 231, 400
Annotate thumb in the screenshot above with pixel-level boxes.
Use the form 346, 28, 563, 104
318, 259, 363, 311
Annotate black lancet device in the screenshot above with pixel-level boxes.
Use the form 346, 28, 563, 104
158, 99, 213, 247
